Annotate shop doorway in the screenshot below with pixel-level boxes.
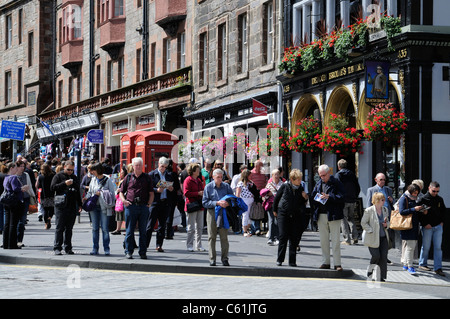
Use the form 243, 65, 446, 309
292, 94, 323, 193
325, 85, 357, 174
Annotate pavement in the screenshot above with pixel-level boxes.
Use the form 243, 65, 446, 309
1, 212, 450, 287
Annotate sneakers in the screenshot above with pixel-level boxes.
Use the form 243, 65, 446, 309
407, 267, 417, 275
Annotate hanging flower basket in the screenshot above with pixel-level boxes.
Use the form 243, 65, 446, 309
288, 116, 322, 153
363, 102, 408, 147
318, 113, 363, 156
266, 123, 290, 156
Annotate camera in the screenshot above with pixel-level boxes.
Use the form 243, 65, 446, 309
134, 196, 142, 205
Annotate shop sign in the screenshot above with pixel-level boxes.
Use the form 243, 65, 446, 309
365, 60, 390, 105
36, 113, 99, 138
311, 63, 364, 86
0, 120, 26, 141
149, 140, 174, 146
87, 129, 104, 144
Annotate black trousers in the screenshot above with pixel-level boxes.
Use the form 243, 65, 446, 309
3, 203, 23, 249
146, 200, 170, 248
277, 212, 304, 264
53, 207, 77, 252
368, 236, 389, 280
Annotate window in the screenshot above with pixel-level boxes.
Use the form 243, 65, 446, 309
217, 23, 227, 81
107, 60, 113, 91
62, 5, 82, 43
114, 0, 124, 17
5, 71, 12, 106
164, 38, 171, 74
5, 15, 12, 49
263, 2, 274, 65
18, 9, 23, 44
28, 32, 34, 67
101, 0, 110, 23
68, 77, 73, 105
237, 13, 248, 74
136, 48, 141, 82
151, 42, 156, 78
96, 64, 101, 95
199, 32, 208, 86
99, 0, 124, 23
18, 68, 22, 103
178, 32, 186, 69
58, 80, 63, 108
77, 76, 82, 102
118, 56, 124, 88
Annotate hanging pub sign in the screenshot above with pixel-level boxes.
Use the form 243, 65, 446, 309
365, 60, 390, 105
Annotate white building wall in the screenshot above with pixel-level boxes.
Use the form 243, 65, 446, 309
432, 134, 450, 204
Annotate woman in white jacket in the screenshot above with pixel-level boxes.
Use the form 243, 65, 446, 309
361, 192, 390, 281
84, 162, 116, 255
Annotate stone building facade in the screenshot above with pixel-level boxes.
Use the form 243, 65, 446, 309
37, 0, 193, 165
185, 0, 283, 175
0, 0, 53, 158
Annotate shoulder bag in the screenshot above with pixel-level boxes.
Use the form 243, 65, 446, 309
0, 190, 19, 206
82, 177, 108, 212
389, 195, 412, 231
54, 194, 68, 208
187, 200, 203, 213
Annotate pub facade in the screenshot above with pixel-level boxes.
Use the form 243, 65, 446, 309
279, 0, 450, 255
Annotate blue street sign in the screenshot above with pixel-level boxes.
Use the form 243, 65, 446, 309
87, 129, 104, 144
0, 120, 26, 141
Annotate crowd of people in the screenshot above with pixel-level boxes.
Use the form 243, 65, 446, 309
0, 155, 447, 281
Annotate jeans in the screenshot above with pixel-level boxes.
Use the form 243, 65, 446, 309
419, 224, 443, 271
89, 205, 110, 253
124, 204, 149, 256
267, 207, 278, 241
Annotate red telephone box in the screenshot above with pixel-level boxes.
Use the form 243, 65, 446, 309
134, 131, 178, 172
120, 131, 143, 168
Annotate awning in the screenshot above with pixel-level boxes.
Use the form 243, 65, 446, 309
185, 90, 277, 121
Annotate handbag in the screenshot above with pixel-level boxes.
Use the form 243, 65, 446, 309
54, 194, 67, 208
28, 203, 38, 213
115, 193, 124, 212
186, 200, 203, 213
249, 202, 265, 220
41, 197, 55, 208
389, 210, 412, 230
389, 196, 412, 231
0, 190, 19, 206
82, 194, 99, 212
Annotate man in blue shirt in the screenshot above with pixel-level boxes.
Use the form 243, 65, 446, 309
203, 168, 234, 266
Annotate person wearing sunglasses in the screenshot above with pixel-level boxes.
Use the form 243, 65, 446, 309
417, 181, 446, 276
366, 173, 394, 213
50, 160, 83, 255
